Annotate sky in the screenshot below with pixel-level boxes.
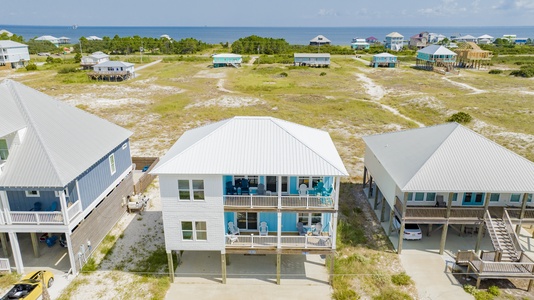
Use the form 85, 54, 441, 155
2, 0, 534, 27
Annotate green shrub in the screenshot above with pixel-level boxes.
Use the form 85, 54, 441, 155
372, 289, 411, 300
510, 65, 534, 78
488, 69, 502, 74
447, 112, 472, 124
25, 63, 37, 71
332, 288, 359, 300
487, 285, 500, 296
58, 66, 79, 74
320, 72, 327, 76
279, 72, 288, 77
391, 272, 412, 286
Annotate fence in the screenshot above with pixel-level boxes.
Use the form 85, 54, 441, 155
132, 157, 159, 194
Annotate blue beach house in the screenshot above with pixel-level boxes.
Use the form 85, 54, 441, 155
151, 116, 349, 284
212, 53, 242, 68
416, 44, 457, 72
371, 53, 398, 68
0, 80, 133, 274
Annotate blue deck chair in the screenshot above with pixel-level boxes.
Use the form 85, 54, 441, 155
240, 179, 250, 195
47, 201, 58, 211
31, 202, 42, 211
257, 183, 266, 195
226, 181, 236, 195
315, 181, 325, 195
297, 222, 307, 236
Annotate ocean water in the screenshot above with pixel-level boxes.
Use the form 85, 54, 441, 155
1, 25, 533, 45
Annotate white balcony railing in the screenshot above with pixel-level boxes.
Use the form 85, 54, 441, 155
224, 195, 334, 209
10, 212, 63, 225
225, 234, 332, 249
66, 201, 83, 221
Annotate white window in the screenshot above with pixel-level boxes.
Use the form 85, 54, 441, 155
121, 143, 128, 150
54, 189, 69, 198
298, 176, 322, 188
181, 221, 207, 241
25, 190, 40, 197
297, 213, 322, 226
109, 154, 116, 175
178, 180, 205, 201
0, 139, 8, 160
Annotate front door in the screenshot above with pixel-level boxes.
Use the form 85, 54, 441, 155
462, 192, 485, 206
236, 212, 258, 231
266, 176, 288, 194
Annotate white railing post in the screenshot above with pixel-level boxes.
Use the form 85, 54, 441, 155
305, 236, 308, 249
306, 195, 309, 209
35, 213, 40, 225
251, 234, 254, 248
250, 195, 253, 208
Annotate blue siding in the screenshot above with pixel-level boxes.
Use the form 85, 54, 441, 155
7, 190, 59, 211
259, 212, 278, 231
77, 139, 132, 210
282, 213, 297, 232
323, 213, 332, 232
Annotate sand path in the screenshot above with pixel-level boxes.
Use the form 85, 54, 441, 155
355, 72, 425, 127
217, 78, 235, 93
247, 56, 258, 66
442, 77, 486, 94
136, 59, 162, 71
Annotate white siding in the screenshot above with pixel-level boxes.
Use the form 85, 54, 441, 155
159, 174, 224, 252
364, 146, 397, 207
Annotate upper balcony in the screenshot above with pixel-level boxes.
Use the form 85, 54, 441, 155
0, 199, 82, 227
224, 194, 335, 211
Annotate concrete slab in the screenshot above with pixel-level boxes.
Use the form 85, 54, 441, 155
167, 251, 332, 300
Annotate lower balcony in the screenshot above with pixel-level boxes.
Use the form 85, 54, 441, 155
225, 234, 332, 249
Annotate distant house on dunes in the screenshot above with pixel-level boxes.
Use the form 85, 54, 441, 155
294, 53, 330, 67
88, 61, 135, 81
310, 35, 331, 46
416, 44, 457, 73
81, 51, 110, 69
212, 53, 242, 68
385, 32, 404, 51
0, 40, 30, 69
371, 53, 398, 68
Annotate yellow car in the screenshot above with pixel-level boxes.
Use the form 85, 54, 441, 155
1, 270, 54, 300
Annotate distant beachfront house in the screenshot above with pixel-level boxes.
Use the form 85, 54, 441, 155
409, 32, 429, 49
454, 35, 477, 44
514, 38, 528, 45
503, 35, 517, 43
366, 36, 379, 44
81, 51, 110, 69
86, 36, 103, 41
0, 79, 133, 274
89, 61, 135, 81
58, 36, 71, 44
428, 33, 446, 44
370, 53, 398, 68
477, 34, 494, 45
384, 32, 404, 51
0, 30, 13, 37
35, 35, 61, 47
0, 40, 30, 70
310, 35, 331, 46
294, 53, 330, 67
416, 44, 457, 73
212, 53, 242, 68
151, 116, 348, 284
454, 42, 492, 69
351, 38, 370, 50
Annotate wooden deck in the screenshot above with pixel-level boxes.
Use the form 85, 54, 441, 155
224, 195, 334, 212
225, 234, 333, 255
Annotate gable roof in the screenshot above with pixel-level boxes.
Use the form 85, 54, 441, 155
152, 116, 348, 176
418, 44, 456, 56
94, 61, 134, 68
478, 34, 494, 39
0, 80, 132, 188
0, 40, 28, 48
373, 53, 397, 58
212, 53, 242, 58
456, 34, 476, 40
0, 29, 13, 37
35, 35, 58, 41
386, 32, 403, 38
363, 123, 534, 193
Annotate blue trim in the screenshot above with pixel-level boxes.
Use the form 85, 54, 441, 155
462, 192, 485, 206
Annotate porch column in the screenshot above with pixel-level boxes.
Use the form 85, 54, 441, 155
0, 191, 12, 224
380, 197, 386, 222
168, 251, 175, 283
0, 233, 8, 257
276, 253, 281, 285
362, 167, 367, 188
517, 193, 529, 235
373, 187, 379, 210
369, 176, 373, 197
277, 211, 282, 249
332, 177, 341, 250
30, 232, 39, 258
397, 193, 409, 254
65, 232, 78, 275
388, 209, 395, 236
8, 232, 23, 274
475, 193, 491, 253
59, 192, 69, 225
75, 180, 83, 203
439, 223, 448, 255
277, 176, 282, 209
220, 251, 226, 284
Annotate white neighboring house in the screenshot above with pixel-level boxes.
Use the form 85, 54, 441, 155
477, 34, 494, 45
81, 51, 110, 69
0, 40, 30, 69
35, 35, 60, 47
0, 30, 13, 37
385, 32, 404, 51
151, 116, 348, 284
86, 36, 103, 41
90, 61, 135, 81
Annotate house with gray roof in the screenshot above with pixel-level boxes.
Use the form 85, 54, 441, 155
0, 79, 133, 274
416, 44, 457, 73
362, 123, 534, 259
294, 53, 330, 67
80, 51, 110, 69
0, 40, 30, 70
89, 61, 135, 81
309, 35, 331, 46
151, 116, 348, 283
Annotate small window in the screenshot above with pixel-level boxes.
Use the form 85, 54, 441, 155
121, 143, 128, 150
25, 190, 40, 197
464, 193, 473, 203
192, 180, 204, 200
181, 221, 193, 240
426, 193, 436, 202
528, 194, 532, 203
414, 193, 424, 201
452, 193, 458, 202
297, 213, 322, 226
490, 193, 500, 202
196, 222, 207, 240
109, 154, 116, 175
474, 193, 484, 203
55, 189, 69, 198
510, 194, 521, 202
0, 139, 8, 160
407, 193, 413, 201
181, 221, 207, 241
178, 180, 190, 200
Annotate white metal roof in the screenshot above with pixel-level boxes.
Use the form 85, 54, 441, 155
0, 40, 28, 48
0, 29, 13, 37
374, 53, 397, 58
94, 61, 134, 68
386, 32, 404, 38
86, 36, 103, 40
418, 45, 457, 56
363, 123, 534, 193
212, 53, 242, 58
478, 34, 494, 39
89, 52, 109, 59
152, 116, 349, 176
310, 35, 331, 43
294, 53, 331, 58
456, 35, 476, 40
35, 35, 58, 41
0, 80, 132, 188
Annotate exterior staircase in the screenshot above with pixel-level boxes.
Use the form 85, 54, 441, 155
485, 210, 522, 262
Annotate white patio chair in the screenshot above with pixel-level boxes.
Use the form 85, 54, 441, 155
313, 222, 323, 236
259, 222, 268, 236
299, 184, 308, 196
228, 222, 240, 235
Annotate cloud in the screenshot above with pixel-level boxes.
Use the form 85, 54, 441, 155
418, 0, 468, 16
317, 8, 340, 17
493, 0, 534, 10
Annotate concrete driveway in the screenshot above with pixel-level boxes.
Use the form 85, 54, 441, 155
165, 251, 332, 300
